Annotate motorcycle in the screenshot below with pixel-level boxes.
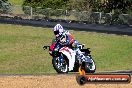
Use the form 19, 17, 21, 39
43, 39, 96, 73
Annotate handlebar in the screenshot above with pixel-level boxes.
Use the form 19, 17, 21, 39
43, 46, 50, 50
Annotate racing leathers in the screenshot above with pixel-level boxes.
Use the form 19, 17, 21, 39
55, 30, 86, 64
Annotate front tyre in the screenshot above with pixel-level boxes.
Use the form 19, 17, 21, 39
52, 56, 69, 73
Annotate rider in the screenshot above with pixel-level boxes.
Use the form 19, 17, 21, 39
53, 24, 87, 64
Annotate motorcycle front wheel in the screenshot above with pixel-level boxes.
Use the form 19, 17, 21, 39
52, 56, 69, 73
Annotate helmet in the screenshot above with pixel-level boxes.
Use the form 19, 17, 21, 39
53, 24, 64, 37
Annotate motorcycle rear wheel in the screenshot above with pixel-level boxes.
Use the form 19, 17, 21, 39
82, 62, 96, 73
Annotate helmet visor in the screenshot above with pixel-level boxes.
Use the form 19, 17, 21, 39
54, 31, 59, 35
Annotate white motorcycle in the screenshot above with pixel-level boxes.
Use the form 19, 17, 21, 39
43, 39, 96, 73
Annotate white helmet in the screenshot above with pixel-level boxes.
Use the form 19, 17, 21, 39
53, 24, 64, 37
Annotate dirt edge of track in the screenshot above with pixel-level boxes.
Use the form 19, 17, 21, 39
0, 75, 131, 88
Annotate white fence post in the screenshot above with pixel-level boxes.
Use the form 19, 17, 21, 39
30, 6, 33, 19
65, 10, 67, 20
99, 12, 102, 24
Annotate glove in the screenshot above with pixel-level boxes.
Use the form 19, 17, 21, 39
72, 42, 77, 50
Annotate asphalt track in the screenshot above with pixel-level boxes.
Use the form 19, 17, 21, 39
0, 18, 132, 36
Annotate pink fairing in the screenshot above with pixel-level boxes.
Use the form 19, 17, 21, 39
50, 42, 56, 51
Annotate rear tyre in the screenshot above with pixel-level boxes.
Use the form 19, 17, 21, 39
84, 62, 95, 73
82, 58, 96, 73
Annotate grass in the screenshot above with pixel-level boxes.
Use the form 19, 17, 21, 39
0, 24, 132, 74
0, 24, 55, 74
8, 0, 25, 15
8, 0, 23, 6
50, 15, 77, 21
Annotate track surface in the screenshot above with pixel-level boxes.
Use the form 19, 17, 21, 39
0, 74, 131, 88
0, 18, 132, 36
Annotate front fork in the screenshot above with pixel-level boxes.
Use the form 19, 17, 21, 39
57, 55, 63, 66
59, 56, 63, 65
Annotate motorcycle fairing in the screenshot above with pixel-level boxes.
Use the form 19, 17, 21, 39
59, 47, 76, 71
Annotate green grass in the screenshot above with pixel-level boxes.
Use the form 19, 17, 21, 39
0, 24, 132, 74
8, 0, 24, 15
8, 0, 23, 6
